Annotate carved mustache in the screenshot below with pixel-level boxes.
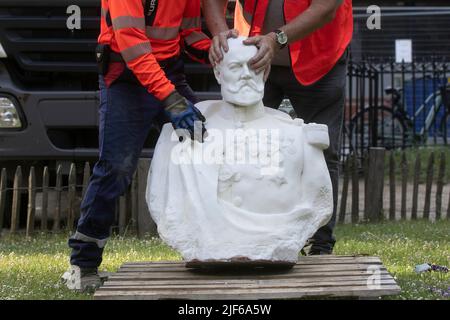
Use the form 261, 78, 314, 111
226, 80, 264, 93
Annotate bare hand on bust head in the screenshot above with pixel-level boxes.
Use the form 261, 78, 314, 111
209, 29, 240, 67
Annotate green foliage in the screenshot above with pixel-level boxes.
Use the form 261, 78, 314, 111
0, 220, 448, 300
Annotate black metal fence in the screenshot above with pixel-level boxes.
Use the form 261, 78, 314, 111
352, 7, 450, 60
1, 151, 448, 237
342, 59, 450, 160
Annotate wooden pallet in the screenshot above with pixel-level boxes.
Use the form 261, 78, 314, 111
94, 255, 401, 300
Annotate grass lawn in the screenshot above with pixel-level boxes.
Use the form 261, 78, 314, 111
0, 220, 448, 300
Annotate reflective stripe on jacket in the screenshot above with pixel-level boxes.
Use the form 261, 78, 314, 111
235, 0, 353, 86
98, 0, 211, 101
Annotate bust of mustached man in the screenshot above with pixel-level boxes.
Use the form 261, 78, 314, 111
146, 37, 333, 264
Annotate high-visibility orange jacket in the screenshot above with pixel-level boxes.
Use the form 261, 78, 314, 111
234, 0, 353, 86
98, 0, 211, 101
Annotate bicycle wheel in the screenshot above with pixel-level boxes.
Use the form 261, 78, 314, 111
349, 106, 409, 152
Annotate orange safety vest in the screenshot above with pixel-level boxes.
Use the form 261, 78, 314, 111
98, 0, 211, 101
235, 0, 353, 86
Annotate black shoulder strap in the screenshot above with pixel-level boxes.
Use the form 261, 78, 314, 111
144, 0, 159, 26
105, 11, 112, 27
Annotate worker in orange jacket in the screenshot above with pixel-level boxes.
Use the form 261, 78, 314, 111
204, 0, 353, 256
63, 0, 211, 292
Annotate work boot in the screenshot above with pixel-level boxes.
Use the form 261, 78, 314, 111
301, 238, 333, 256
307, 248, 332, 255
61, 265, 103, 293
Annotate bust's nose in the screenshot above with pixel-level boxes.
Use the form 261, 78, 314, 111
240, 63, 252, 80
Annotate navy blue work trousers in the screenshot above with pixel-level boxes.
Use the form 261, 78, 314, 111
68, 60, 197, 269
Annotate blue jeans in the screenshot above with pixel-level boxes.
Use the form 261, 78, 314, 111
69, 60, 197, 269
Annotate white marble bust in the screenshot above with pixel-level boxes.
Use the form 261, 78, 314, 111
146, 37, 333, 263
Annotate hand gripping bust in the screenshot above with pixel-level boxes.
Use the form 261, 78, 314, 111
146, 37, 333, 263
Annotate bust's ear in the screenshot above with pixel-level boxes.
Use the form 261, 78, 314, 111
213, 65, 221, 85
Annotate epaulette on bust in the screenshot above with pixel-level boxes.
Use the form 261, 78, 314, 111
303, 123, 330, 150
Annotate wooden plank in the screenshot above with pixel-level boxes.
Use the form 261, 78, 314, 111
121, 259, 383, 268
67, 163, 77, 231
107, 271, 395, 284
351, 154, 359, 223
119, 264, 386, 274
94, 285, 401, 300
41, 167, 49, 231
26, 167, 36, 237
125, 187, 133, 234
400, 152, 408, 220
435, 152, 445, 220
120, 258, 383, 267
0, 168, 7, 229
365, 148, 385, 222
121, 256, 381, 265
423, 151, 434, 220
111, 270, 391, 281
115, 272, 389, 283
105, 270, 395, 282
103, 275, 396, 287
113, 262, 388, 273
448, 184, 450, 220
119, 261, 384, 270
111, 266, 390, 276
338, 157, 350, 224
108, 271, 392, 282
121, 256, 382, 266
130, 171, 138, 235
137, 158, 156, 237
81, 162, 91, 200
100, 255, 401, 301
108, 269, 391, 281
447, 186, 450, 220
119, 262, 383, 271
10, 166, 22, 234
94, 288, 401, 300
117, 262, 386, 271
389, 151, 396, 220
363, 153, 369, 221
411, 154, 421, 220
119, 262, 382, 270
119, 195, 127, 235
100, 279, 398, 291
114, 269, 390, 281
119, 263, 383, 270
100, 281, 399, 294
53, 165, 62, 231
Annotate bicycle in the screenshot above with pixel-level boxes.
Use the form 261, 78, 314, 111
348, 82, 450, 153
